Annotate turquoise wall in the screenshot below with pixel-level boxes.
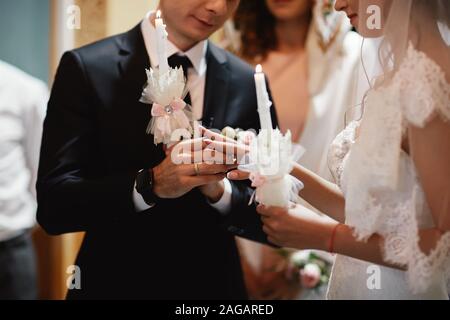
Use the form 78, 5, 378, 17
0, 0, 50, 82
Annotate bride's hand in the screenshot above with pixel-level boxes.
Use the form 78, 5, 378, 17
201, 125, 252, 174
257, 204, 337, 250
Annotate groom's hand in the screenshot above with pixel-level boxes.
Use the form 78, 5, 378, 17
198, 180, 226, 203
152, 138, 237, 199
197, 126, 250, 202
200, 126, 252, 184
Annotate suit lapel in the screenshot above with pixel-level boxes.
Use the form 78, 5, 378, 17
115, 23, 165, 166
110, 29, 231, 164
116, 23, 150, 93
202, 42, 230, 129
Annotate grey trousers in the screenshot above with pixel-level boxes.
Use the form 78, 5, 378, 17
0, 232, 37, 300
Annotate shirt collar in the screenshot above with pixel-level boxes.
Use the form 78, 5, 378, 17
141, 11, 208, 75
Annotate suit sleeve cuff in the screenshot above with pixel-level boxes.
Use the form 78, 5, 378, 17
133, 181, 153, 212
208, 178, 232, 215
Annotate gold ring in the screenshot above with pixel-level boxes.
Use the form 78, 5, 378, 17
194, 163, 200, 176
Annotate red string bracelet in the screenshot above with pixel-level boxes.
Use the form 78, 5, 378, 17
328, 223, 343, 254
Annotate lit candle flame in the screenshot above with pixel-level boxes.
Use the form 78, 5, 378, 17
156, 10, 161, 19
255, 64, 263, 73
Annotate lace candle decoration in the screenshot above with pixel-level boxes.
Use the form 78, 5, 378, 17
239, 130, 304, 208
140, 11, 194, 146
238, 66, 304, 207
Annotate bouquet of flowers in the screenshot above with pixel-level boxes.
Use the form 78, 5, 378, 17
279, 249, 333, 292
254, 249, 333, 300
290, 250, 332, 290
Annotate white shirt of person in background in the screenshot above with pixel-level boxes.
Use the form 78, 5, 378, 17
0, 60, 48, 242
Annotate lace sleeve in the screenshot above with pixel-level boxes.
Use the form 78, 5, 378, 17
378, 171, 450, 294
407, 230, 450, 294
396, 44, 450, 128
390, 45, 450, 293
346, 149, 450, 294
342, 44, 450, 295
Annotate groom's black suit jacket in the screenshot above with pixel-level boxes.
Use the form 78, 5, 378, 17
37, 24, 277, 300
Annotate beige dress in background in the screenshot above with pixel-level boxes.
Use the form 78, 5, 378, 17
237, 8, 380, 299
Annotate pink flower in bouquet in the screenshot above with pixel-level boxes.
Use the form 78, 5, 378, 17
300, 263, 321, 289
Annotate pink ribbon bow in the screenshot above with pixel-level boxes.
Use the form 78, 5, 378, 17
148, 97, 192, 145
248, 172, 267, 205
151, 98, 186, 117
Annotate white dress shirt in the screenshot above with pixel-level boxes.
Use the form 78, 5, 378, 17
133, 12, 232, 214
0, 61, 48, 242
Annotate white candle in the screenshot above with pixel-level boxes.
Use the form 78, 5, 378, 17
254, 64, 273, 131
155, 10, 169, 75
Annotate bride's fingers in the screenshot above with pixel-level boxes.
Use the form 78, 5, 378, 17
175, 150, 237, 165
205, 140, 249, 161
203, 149, 238, 165
227, 170, 250, 181
257, 204, 269, 216
258, 205, 288, 218
257, 204, 279, 217
258, 209, 273, 221
170, 138, 211, 155
200, 126, 236, 144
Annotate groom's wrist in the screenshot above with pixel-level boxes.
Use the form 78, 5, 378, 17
200, 180, 225, 203
135, 168, 158, 207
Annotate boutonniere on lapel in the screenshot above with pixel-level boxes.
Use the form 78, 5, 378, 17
139, 10, 194, 146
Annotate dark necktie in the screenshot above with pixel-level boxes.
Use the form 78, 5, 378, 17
168, 54, 192, 106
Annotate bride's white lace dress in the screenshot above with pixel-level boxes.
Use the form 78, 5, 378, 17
326, 44, 450, 299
